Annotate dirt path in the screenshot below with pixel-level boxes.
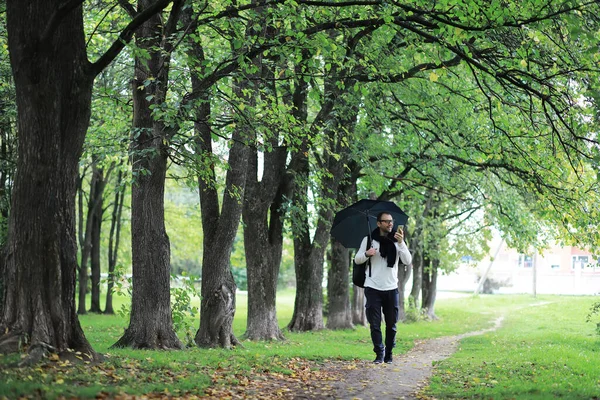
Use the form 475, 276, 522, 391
328, 316, 504, 400
205, 317, 504, 399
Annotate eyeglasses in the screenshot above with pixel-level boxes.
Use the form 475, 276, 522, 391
378, 219, 394, 224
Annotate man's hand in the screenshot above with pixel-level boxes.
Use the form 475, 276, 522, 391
394, 231, 404, 242
365, 247, 377, 257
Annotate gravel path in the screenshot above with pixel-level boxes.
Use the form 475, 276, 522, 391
203, 315, 506, 399
330, 316, 504, 400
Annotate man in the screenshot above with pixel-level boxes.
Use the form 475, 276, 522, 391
354, 212, 412, 364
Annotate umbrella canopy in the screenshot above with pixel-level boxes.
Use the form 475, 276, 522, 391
330, 199, 409, 249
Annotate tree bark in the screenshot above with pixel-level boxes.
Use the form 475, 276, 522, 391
0, 0, 173, 362
194, 126, 248, 348
0, 0, 98, 363
112, 0, 183, 350
89, 164, 108, 313
235, 4, 286, 341
351, 286, 367, 326
287, 246, 326, 332
77, 168, 93, 315
243, 147, 287, 340
327, 159, 359, 330
105, 167, 125, 315
397, 261, 412, 322
288, 31, 360, 331
0, 64, 16, 315
189, 36, 248, 347
326, 241, 353, 329
287, 140, 326, 332
422, 258, 439, 320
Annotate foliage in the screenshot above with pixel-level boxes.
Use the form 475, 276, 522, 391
170, 272, 200, 347
164, 175, 203, 276
108, 265, 133, 320
586, 300, 600, 336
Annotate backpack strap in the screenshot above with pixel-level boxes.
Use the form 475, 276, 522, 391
367, 236, 372, 277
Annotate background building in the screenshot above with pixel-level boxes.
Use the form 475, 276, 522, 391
438, 237, 600, 295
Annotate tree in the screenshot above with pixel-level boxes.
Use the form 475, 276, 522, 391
105, 166, 126, 315
0, 0, 175, 364
113, 0, 184, 350
0, 11, 17, 314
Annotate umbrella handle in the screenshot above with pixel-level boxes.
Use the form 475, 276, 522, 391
366, 211, 372, 243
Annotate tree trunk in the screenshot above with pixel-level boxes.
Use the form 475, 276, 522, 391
287, 41, 358, 331
326, 241, 353, 329
351, 286, 367, 326
327, 160, 359, 330
105, 167, 125, 315
194, 127, 248, 348
183, 4, 250, 347
408, 230, 423, 310
422, 258, 439, 320
242, 149, 287, 340
287, 145, 325, 332
397, 262, 412, 322
0, 68, 16, 315
288, 249, 325, 331
238, 7, 286, 341
77, 169, 94, 316
0, 0, 98, 363
89, 164, 108, 313
112, 0, 183, 350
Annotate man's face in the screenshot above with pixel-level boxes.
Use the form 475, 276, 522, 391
377, 213, 394, 233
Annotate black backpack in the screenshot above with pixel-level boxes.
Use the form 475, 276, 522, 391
352, 236, 371, 288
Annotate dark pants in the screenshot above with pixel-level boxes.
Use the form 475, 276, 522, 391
365, 287, 399, 356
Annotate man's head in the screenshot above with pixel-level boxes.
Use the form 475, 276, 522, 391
377, 212, 394, 234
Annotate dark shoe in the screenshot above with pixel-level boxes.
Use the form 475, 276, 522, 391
384, 352, 393, 364
373, 355, 384, 364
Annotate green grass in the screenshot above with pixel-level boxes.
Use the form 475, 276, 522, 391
1, 292, 599, 399
426, 295, 600, 399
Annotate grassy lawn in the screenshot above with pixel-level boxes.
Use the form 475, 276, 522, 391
425, 295, 600, 399
1, 291, 599, 399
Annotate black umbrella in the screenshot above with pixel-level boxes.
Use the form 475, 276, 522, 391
330, 199, 409, 249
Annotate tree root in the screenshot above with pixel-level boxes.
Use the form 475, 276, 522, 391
0, 333, 102, 367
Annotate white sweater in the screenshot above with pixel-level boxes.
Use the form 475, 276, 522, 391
354, 236, 412, 291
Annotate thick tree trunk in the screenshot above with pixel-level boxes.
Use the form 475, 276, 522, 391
327, 163, 359, 330
326, 241, 353, 329
288, 50, 356, 332
0, 0, 98, 363
112, 0, 182, 350
195, 128, 248, 348
239, 10, 286, 341
185, 3, 249, 347
287, 147, 325, 332
422, 258, 439, 320
288, 249, 325, 331
242, 172, 287, 340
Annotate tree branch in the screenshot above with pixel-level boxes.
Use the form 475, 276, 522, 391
41, 0, 85, 45
90, 0, 173, 77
